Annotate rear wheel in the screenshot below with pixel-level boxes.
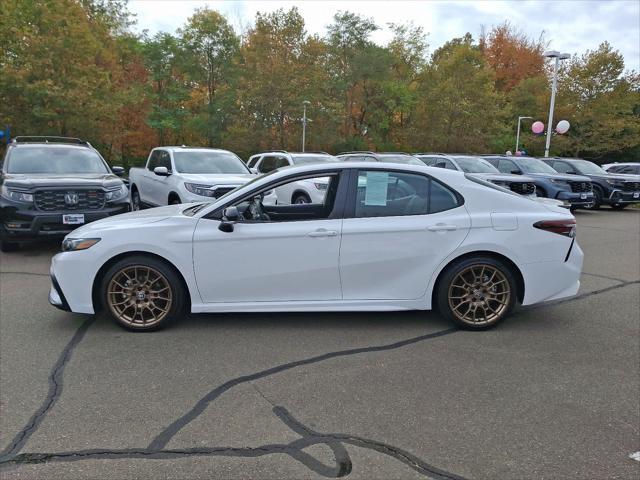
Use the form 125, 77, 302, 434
101, 256, 185, 331
436, 256, 517, 330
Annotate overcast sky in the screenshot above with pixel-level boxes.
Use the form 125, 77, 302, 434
127, 0, 639, 71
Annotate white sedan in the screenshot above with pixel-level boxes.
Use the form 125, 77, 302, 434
49, 162, 583, 331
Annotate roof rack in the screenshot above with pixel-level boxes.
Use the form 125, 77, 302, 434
296, 151, 331, 155
414, 152, 446, 156
336, 151, 375, 156
378, 151, 415, 156
12, 136, 89, 145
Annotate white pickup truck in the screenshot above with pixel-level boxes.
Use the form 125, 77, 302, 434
129, 146, 275, 209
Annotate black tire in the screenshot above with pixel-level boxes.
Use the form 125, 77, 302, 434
100, 255, 186, 332
585, 187, 602, 210
131, 188, 142, 211
0, 239, 20, 252
611, 204, 627, 210
436, 256, 518, 330
169, 195, 182, 205
292, 192, 311, 204
535, 186, 547, 198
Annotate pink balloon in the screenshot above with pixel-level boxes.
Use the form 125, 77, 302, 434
531, 121, 544, 134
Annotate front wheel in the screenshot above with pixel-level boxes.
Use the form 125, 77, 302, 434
292, 193, 311, 204
584, 188, 602, 210
436, 257, 517, 330
0, 239, 20, 252
611, 204, 627, 210
131, 189, 142, 211
101, 256, 185, 331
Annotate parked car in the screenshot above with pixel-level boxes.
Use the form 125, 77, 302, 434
50, 161, 582, 332
542, 157, 640, 210
601, 162, 640, 175
481, 155, 595, 210
336, 151, 425, 165
0, 136, 129, 252
128, 146, 275, 209
416, 154, 538, 196
248, 151, 339, 204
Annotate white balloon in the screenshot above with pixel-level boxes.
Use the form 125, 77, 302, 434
556, 120, 570, 134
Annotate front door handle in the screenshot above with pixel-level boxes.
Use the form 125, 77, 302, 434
427, 223, 458, 232
307, 229, 338, 237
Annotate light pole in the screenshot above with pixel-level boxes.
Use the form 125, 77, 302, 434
302, 100, 310, 152
515, 116, 532, 153
543, 51, 570, 157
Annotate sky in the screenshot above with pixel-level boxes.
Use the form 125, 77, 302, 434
127, 0, 640, 71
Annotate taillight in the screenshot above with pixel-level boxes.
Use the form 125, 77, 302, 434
533, 219, 576, 237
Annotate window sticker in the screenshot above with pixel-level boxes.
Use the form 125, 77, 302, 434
364, 171, 389, 206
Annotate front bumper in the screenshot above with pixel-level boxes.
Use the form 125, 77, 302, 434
555, 190, 595, 207
606, 189, 640, 205
1, 200, 130, 241
49, 266, 71, 311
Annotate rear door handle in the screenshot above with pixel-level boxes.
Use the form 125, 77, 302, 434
427, 223, 458, 232
307, 229, 338, 237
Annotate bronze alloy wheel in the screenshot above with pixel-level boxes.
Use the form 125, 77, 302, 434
447, 264, 511, 326
106, 265, 173, 327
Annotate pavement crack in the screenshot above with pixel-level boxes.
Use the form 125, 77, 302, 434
0, 316, 96, 463
0, 271, 50, 277
147, 327, 457, 450
581, 271, 626, 283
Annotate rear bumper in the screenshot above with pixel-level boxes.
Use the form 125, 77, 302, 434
520, 242, 583, 306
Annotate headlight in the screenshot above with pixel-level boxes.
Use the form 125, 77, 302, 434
62, 238, 101, 252
314, 182, 328, 191
606, 179, 623, 186
1, 185, 34, 203
105, 184, 128, 202
184, 183, 217, 197
549, 179, 568, 185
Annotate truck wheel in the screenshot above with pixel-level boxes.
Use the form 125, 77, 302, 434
131, 189, 142, 211
0, 239, 20, 252
436, 256, 517, 330
101, 256, 186, 332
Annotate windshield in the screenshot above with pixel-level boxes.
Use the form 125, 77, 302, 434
453, 156, 499, 173
571, 159, 607, 175
378, 155, 424, 166
6, 146, 109, 174
173, 151, 249, 174
291, 155, 337, 165
517, 158, 559, 174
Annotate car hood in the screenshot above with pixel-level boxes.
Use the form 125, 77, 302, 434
525, 173, 592, 182
471, 173, 536, 183
2, 173, 123, 189
585, 173, 640, 182
67, 204, 195, 236
178, 173, 256, 185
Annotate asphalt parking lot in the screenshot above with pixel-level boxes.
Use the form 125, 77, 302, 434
0, 208, 638, 480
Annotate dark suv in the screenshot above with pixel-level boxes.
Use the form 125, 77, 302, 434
482, 155, 595, 210
0, 136, 129, 251
542, 157, 640, 210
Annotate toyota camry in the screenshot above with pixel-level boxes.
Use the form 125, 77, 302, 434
49, 162, 583, 331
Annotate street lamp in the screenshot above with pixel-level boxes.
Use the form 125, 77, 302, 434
515, 116, 532, 153
543, 50, 571, 157
302, 100, 311, 152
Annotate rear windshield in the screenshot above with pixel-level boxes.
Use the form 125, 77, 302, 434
291, 155, 337, 165
453, 156, 499, 173
6, 146, 109, 174
173, 151, 250, 174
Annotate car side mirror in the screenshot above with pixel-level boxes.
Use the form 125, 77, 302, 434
218, 206, 239, 232
154, 166, 170, 176
511, 169, 522, 175
112, 166, 125, 176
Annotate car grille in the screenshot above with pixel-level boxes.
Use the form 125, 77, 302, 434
510, 182, 536, 195
622, 181, 640, 191
211, 186, 237, 198
568, 181, 592, 193
34, 189, 106, 211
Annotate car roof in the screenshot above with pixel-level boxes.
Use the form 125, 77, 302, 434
155, 146, 235, 154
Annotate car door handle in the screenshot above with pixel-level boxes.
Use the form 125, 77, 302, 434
427, 223, 458, 232
307, 229, 338, 237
